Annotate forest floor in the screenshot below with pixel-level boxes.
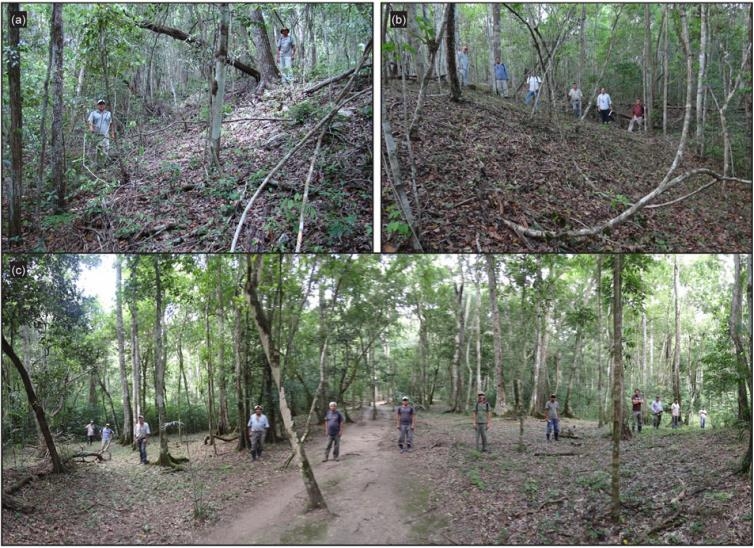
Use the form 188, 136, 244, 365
382, 81, 752, 252
2, 405, 751, 545
5, 73, 372, 253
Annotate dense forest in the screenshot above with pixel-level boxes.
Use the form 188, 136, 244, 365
2, 3, 373, 253
2, 253, 751, 543
382, 3, 752, 252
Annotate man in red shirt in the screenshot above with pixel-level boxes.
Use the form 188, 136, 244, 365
628, 98, 645, 132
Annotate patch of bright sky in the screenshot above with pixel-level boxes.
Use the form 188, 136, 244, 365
78, 254, 116, 312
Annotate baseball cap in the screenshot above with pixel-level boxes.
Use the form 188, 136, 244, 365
96, 99, 106, 105
401, 396, 409, 401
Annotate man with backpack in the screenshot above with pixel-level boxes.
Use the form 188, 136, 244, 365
396, 396, 415, 453
323, 401, 344, 462
472, 392, 491, 452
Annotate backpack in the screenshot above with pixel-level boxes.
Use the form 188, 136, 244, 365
474, 401, 490, 414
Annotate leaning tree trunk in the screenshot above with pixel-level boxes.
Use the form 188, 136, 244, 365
249, 6, 280, 93
610, 255, 624, 520
7, 3, 23, 239
115, 257, 133, 445
2, 337, 64, 473
245, 255, 327, 511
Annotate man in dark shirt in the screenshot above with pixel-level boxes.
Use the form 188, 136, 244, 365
631, 389, 644, 432
628, 98, 645, 132
396, 397, 416, 453
323, 402, 344, 462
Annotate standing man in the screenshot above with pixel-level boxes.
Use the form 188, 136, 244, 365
457, 46, 470, 86
494, 58, 509, 97
545, 394, 560, 441
134, 414, 150, 464
671, 400, 681, 429
631, 389, 644, 432
87, 99, 114, 157
84, 420, 97, 446
248, 405, 270, 461
627, 98, 645, 132
100, 423, 114, 453
396, 396, 416, 453
323, 401, 344, 462
597, 87, 612, 124
568, 82, 583, 118
699, 408, 708, 429
277, 28, 296, 84
472, 392, 491, 452
651, 395, 664, 429
525, 71, 541, 105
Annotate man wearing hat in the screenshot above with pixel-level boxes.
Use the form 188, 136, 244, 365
276, 27, 296, 84
545, 394, 560, 441
247, 405, 270, 461
100, 422, 114, 453
134, 414, 150, 464
472, 392, 491, 452
87, 98, 114, 157
396, 396, 415, 453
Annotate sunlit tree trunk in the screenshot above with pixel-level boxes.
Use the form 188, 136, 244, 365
672, 256, 682, 411
115, 257, 133, 445
152, 258, 171, 466
485, 255, 506, 414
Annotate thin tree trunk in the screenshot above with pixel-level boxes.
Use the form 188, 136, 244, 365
672, 257, 682, 409
215, 259, 230, 434
731, 255, 752, 423
695, 4, 708, 155
662, 4, 669, 135
209, 3, 229, 166
490, 4, 501, 93
485, 255, 506, 414
596, 256, 605, 428
446, 3, 461, 101
115, 257, 133, 445
7, 3, 23, 239
51, 3, 66, 212
610, 255, 624, 520
152, 258, 171, 466
449, 265, 465, 412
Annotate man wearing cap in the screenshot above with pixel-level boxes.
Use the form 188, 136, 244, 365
134, 414, 150, 464
544, 394, 560, 441
87, 99, 114, 157
248, 405, 270, 461
323, 402, 344, 462
276, 28, 296, 84
396, 396, 416, 453
100, 423, 114, 453
472, 392, 491, 452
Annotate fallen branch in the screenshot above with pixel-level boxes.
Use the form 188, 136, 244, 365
2, 495, 34, 514
65, 451, 105, 463
533, 452, 582, 456
295, 133, 324, 252
500, 168, 751, 241
3, 475, 35, 496
203, 434, 239, 444
304, 63, 373, 95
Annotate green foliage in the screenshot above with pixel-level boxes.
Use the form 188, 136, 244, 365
288, 100, 324, 125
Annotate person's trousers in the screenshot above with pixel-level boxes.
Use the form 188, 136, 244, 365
325, 434, 340, 459
398, 425, 413, 449
475, 424, 488, 451
633, 411, 643, 432
672, 416, 679, 428
599, 109, 611, 123
700, 417, 706, 428
525, 90, 538, 105
280, 55, 293, 83
250, 430, 265, 458
546, 418, 560, 440
653, 412, 662, 428
628, 115, 644, 132
571, 100, 581, 118
137, 438, 148, 463
496, 79, 509, 97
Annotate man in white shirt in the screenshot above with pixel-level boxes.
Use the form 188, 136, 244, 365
651, 396, 664, 429
457, 46, 470, 86
87, 99, 113, 159
134, 415, 150, 464
597, 87, 612, 124
247, 405, 270, 461
525, 72, 542, 105
568, 82, 583, 118
671, 400, 681, 428
277, 28, 296, 84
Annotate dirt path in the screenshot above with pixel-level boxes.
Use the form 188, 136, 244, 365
198, 404, 418, 544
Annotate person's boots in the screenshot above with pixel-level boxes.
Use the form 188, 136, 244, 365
546, 433, 550, 441
554, 432, 559, 441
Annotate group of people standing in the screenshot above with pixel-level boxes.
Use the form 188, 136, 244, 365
631, 389, 708, 432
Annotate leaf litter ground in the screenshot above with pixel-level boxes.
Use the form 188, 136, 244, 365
4, 75, 372, 253
2, 405, 750, 545
382, 82, 752, 252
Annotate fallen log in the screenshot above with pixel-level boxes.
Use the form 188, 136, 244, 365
2, 495, 34, 514
203, 434, 239, 445
3, 475, 34, 496
304, 63, 373, 95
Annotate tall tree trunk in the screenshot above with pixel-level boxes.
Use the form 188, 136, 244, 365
446, 3, 461, 102
7, 3, 23, 239
209, 3, 229, 167
245, 255, 327, 511
596, 256, 605, 428
51, 3, 66, 212
234, 298, 247, 451
215, 259, 230, 434
407, 3, 425, 79
449, 271, 465, 412
2, 337, 64, 473
205, 301, 217, 450
731, 255, 752, 423
485, 255, 506, 414
115, 257, 133, 445
662, 4, 669, 135
490, 4, 501, 93
563, 328, 583, 418
610, 255, 624, 520
643, 4, 653, 134
695, 4, 708, 155
578, 4, 586, 90
152, 258, 170, 466
672, 256, 682, 409
249, 7, 280, 92
474, 274, 482, 393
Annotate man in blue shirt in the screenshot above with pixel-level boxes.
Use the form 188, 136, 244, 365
457, 46, 470, 86
247, 405, 270, 461
494, 58, 509, 97
323, 402, 344, 462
